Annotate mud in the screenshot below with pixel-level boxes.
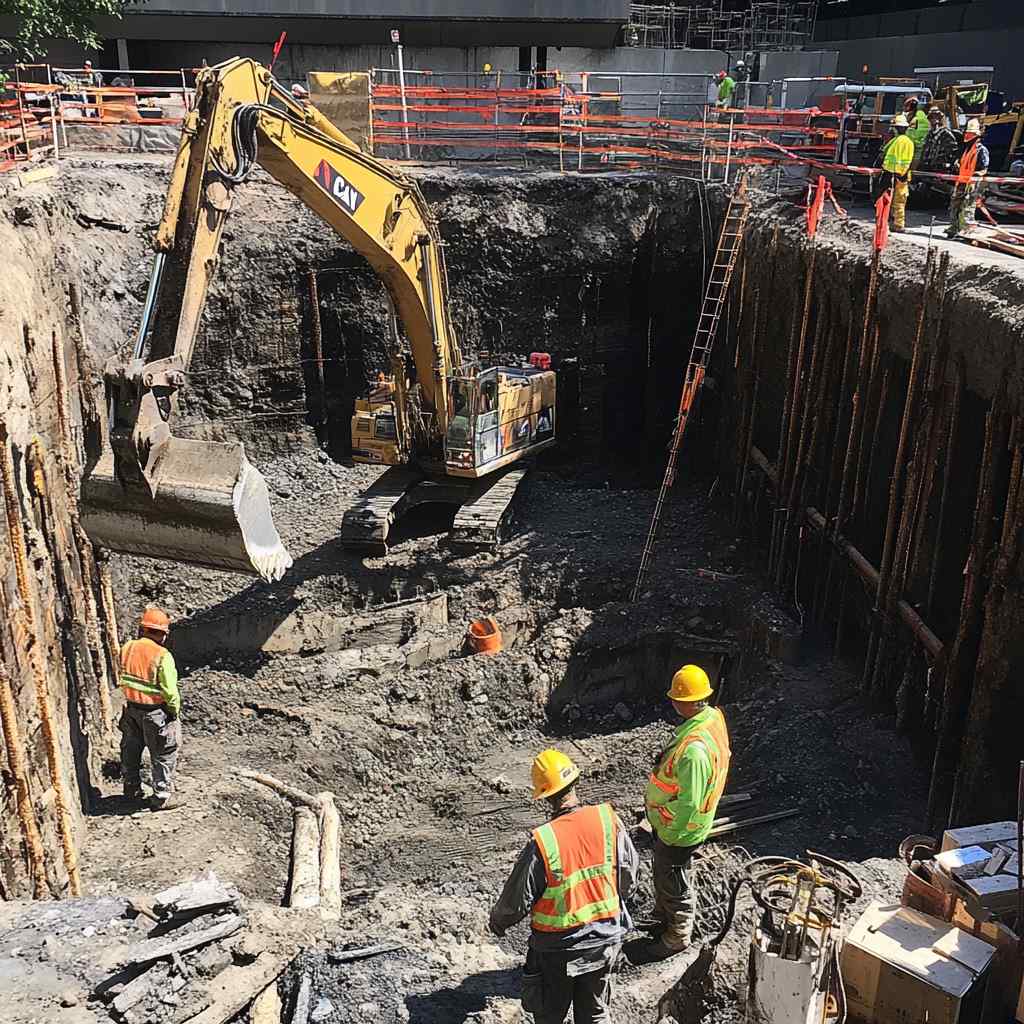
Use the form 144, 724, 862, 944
3, 155, 1024, 1021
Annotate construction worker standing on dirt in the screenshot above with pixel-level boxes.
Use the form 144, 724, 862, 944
489, 749, 639, 1024
640, 665, 731, 961
119, 606, 182, 811
881, 115, 915, 233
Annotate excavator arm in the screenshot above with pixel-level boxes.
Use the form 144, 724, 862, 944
82, 57, 461, 580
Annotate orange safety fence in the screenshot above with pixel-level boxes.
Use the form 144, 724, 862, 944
0, 86, 58, 172
368, 72, 843, 175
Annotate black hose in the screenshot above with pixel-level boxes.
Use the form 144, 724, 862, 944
212, 103, 261, 185
707, 876, 751, 949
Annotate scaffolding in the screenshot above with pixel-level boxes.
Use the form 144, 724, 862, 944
627, 1, 819, 52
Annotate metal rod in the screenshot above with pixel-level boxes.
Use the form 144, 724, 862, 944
396, 41, 411, 160
750, 445, 944, 660
1017, 760, 1023, 934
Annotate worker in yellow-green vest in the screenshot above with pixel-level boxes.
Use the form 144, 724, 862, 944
639, 664, 731, 961
903, 96, 930, 167
489, 749, 639, 1024
882, 114, 915, 233
119, 605, 182, 811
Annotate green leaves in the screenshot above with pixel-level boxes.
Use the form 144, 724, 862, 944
0, 0, 127, 60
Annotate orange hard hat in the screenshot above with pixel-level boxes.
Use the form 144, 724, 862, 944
140, 605, 171, 633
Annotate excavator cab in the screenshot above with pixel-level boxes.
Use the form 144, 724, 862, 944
443, 365, 556, 478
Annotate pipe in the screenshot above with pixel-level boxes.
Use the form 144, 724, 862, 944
750, 445, 943, 661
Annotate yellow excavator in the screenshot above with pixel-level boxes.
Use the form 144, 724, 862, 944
81, 58, 556, 581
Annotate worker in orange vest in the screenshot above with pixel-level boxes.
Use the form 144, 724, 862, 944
639, 664, 731, 961
489, 750, 638, 1024
946, 118, 990, 239
119, 606, 182, 811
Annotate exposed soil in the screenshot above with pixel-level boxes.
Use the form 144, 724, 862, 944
8, 155, 1014, 1022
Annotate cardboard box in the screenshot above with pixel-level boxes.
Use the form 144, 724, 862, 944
842, 902, 996, 1024
942, 823, 1019, 853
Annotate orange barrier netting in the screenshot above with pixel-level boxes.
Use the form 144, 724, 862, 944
368, 76, 842, 174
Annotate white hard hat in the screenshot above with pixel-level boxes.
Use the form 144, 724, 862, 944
966, 118, 982, 134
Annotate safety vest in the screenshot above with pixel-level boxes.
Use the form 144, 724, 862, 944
646, 707, 731, 847
119, 637, 168, 705
957, 143, 980, 185
531, 803, 620, 933
882, 134, 915, 178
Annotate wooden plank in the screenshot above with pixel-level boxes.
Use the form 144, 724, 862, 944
122, 914, 245, 967
181, 954, 288, 1024
111, 963, 168, 1014
152, 878, 236, 918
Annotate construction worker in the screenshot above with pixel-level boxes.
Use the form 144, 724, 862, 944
714, 69, 735, 112
946, 118, 990, 238
489, 749, 638, 1024
903, 96, 930, 166
640, 664, 730, 961
881, 114, 915, 233
920, 107, 958, 178
118, 606, 182, 811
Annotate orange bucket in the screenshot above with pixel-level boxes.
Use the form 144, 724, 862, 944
467, 617, 503, 655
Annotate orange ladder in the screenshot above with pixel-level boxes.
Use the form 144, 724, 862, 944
632, 179, 751, 601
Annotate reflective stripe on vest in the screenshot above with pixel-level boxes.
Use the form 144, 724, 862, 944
646, 708, 730, 834
531, 803, 620, 933
119, 638, 166, 705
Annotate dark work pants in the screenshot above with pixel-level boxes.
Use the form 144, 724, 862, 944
652, 838, 698, 950
522, 945, 618, 1024
120, 702, 180, 799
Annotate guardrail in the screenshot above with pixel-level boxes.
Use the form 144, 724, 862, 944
368, 69, 841, 177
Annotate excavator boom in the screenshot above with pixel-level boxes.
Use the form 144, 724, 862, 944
81, 58, 463, 580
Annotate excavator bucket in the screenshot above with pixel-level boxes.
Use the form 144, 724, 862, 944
81, 437, 293, 582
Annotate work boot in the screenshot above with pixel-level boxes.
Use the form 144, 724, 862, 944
625, 936, 688, 965
150, 794, 183, 812
124, 785, 145, 801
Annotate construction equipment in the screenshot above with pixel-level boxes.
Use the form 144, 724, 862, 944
660, 850, 862, 1024
632, 179, 750, 600
81, 57, 556, 579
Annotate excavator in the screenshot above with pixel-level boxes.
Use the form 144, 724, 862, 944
81, 57, 556, 581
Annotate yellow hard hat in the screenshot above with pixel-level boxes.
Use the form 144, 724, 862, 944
667, 664, 713, 702
483, 62, 493, 73
531, 748, 580, 800
892, 113, 909, 128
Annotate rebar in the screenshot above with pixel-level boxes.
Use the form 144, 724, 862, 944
927, 392, 1009, 829
864, 249, 935, 695
770, 247, 816, 576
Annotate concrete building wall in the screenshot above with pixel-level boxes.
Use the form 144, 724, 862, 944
816, 0, 1024, 98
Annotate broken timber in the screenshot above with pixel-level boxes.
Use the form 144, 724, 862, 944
122, 914, 245, 967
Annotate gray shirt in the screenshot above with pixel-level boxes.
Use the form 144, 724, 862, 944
489, 805, 640, 952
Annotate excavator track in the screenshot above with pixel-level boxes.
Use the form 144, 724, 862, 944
341, 467, 426, 555
449, 467, 529, 551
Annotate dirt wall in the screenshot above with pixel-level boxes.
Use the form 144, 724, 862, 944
0, 175, 121, 898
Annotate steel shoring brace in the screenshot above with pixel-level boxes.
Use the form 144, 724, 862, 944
632, 179, 752, 602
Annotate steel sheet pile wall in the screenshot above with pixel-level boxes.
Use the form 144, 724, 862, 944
722, 213, 1024, 828
0, 203, 120, 898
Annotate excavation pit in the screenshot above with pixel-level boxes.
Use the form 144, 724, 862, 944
3, 155, 1024, 1024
